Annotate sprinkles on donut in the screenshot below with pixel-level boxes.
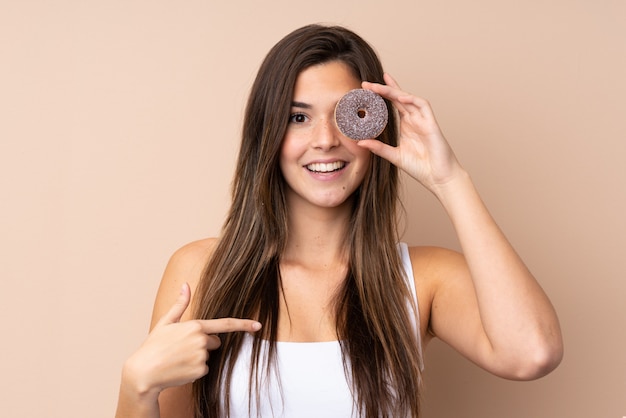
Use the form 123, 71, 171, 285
334, 88, 388, 140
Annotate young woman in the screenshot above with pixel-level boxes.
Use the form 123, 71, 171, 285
115, 24, 563, 418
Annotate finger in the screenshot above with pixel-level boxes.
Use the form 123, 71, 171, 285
358, 139, 401, 166
196, 317, 262, 335
362, 76, 406, 101
156, 282, 191, 327
364, 76, 430, 114
205, 334, 222, 351
397, 94, 433, 114
362, 80, 412, 116
383, 72, 401, 89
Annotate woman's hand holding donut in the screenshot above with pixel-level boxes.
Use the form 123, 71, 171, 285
359, 74, 465, 193
121, 283, 262, 400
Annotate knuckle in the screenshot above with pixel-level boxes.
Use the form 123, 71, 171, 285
196, 333, 212, 348
194, 348, 209, 363
188, 321, 204, 332
222, 317, 236, 329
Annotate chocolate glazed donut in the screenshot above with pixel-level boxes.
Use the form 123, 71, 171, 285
334, 89, 388, 140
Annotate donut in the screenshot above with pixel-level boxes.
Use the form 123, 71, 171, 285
334, 89, 388, 140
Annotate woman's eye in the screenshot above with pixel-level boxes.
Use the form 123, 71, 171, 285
289, 113, 307, 123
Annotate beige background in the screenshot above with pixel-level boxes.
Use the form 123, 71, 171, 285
1, 1, 625, 417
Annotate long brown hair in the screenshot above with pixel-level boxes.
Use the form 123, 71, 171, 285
193, 24, 422, 417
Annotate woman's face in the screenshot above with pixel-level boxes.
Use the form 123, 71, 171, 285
280, 61, 371, 211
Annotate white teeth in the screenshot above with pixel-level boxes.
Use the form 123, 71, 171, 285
306, 161, 345, 173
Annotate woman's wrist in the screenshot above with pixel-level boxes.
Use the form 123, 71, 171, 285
116, 363, 162, 418
428, 167, 473, 204
120, 357, 162, 403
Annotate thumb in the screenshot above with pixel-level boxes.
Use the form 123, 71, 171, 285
156, 282, 191, 327
358, 139, 399, 166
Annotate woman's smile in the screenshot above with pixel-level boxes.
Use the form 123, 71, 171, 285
305, 160, 347, 174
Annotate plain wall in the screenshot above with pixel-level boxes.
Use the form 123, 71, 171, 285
1, 1, 624, 417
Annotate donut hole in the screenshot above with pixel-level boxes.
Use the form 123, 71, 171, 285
357, 108, 367, 119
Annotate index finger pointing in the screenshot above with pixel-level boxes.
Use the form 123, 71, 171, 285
196, 318, 262, 335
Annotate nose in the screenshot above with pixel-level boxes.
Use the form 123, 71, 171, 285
312, 117, 341, 150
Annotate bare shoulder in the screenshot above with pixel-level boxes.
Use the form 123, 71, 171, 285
150, 238, 218, 328
407, 245, 467, 277
168, 238, 217, 274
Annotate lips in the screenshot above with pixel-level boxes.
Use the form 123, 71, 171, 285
305, 161, 346, 173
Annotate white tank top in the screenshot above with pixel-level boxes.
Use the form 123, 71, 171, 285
227, 243, 423, 418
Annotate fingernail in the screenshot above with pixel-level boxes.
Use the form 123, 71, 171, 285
251, 322, 262, 331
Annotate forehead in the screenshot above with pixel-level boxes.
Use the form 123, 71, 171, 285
293, 61, 361, 98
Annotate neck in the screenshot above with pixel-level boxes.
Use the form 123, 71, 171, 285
282, 197, 353, 268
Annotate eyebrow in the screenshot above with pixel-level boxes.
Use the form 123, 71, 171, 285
291, 101, 312, 109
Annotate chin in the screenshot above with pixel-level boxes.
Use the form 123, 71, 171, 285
312, 194, 355, 209
285, 184, 358, 211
